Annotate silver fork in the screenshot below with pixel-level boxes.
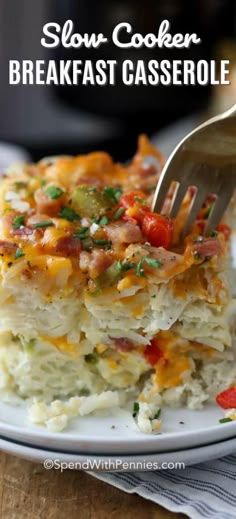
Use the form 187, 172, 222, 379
152, 104, 236, 236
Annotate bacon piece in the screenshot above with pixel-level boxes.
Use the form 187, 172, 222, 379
79, 249, 112, 278
55, 235, 81, 257
106, 222, 143, 245
12, 227, 34, 237
109, 337, 135, 352
34, 188, 65, 216
89, 249, 113, 278
0, 240, 17, 253
11, 214, 49, 238
193, 237, 222, 258
125, 243, 187, 280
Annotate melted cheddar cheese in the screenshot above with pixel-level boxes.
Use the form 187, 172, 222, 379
148, 331, 220, 390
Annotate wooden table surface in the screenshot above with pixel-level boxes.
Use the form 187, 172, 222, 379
0, 452, 188, 519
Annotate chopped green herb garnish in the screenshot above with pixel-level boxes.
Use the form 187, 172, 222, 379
211, 230, 218, 237
59, 206, 81, 222
13, 181, 27, 191
33, 176, 47, 187
144, 257, 162, 269
24, 339, 35, 354
44, 185, 64, 200
194, 252, 201, 260
103, 187, 123, 203
13, 215, 25, 229
117, 260, 136, 272
74, 227, 89, 239
98, 216, 110, 226
153, 408, 162, 420
87, 289, 102, 297
134, 197, 146, 204
14, 248, 25, 259
93, 239, 112, 250
132, 401, 140, 417
79, 389, 90, 396
33, 221, 54, 229
135, 256, 162, 277
87, 187, 97, 193
85, 353, 98, 364
93, 239, 109, 245
136, 259, 146, 278
104, 241, 112, 251
113, 207, 125, 221
219, 417, 232, 424
81, 237, 94, 251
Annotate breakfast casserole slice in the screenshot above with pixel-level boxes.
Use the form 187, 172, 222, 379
0, 136, 235, 433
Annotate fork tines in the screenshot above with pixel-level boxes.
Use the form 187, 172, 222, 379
152, 164, 236, 237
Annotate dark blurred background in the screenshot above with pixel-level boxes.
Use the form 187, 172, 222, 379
0, 0, 235, 162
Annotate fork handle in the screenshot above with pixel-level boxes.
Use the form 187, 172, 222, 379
217, 103, 236, 119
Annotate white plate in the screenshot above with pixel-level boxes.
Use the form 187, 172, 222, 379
0, 401, 235, 454
0, 432, 235, 470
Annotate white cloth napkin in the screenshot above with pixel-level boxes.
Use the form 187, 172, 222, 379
92, 445, 236, 519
